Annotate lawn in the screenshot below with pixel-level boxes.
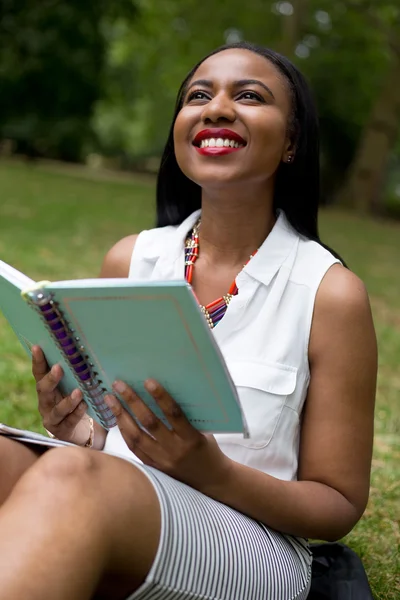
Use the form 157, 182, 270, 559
0, 160, 399, 598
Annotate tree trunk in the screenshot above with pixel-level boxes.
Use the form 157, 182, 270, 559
278, 0, 309, 59
336, 51, 400, 213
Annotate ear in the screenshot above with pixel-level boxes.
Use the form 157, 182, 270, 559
282, 136, 296, 165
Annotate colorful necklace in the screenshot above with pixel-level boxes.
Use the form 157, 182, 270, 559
184, 219, 257, 329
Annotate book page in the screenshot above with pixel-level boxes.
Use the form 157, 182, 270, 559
0, 424, 74, 449
0, 259, 35, 290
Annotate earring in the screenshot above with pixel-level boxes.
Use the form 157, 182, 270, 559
287, 155, 293, 164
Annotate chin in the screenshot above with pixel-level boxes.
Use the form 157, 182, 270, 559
187, 167, 248, 189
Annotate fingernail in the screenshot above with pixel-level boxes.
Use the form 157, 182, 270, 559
71, 389, 82, 401
145, 379, 158, 393
112, 380, 126, 394
104, 394, 117, 408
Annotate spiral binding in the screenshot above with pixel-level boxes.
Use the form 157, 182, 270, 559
25, 288, 116, 429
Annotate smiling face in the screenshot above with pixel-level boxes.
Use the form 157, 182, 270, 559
173, 48, 295, 191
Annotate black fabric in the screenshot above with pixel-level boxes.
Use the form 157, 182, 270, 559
308, 543, 374, 599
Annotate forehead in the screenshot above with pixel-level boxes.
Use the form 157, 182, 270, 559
190, 49, 289, 100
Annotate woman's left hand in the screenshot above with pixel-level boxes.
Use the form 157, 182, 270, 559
104, 379, 232, 492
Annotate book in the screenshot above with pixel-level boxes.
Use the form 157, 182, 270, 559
0, 259, 248, 435
0, 423, 73, 449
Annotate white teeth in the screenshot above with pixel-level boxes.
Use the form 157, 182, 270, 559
199, 137, 244, 149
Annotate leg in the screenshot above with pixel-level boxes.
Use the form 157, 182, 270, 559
0, 446, 160, 600
0, 436, 43, 505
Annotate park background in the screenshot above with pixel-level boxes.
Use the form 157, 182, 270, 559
0, 1, 399, 597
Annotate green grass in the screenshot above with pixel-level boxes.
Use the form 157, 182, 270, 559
0, 160, 399, 598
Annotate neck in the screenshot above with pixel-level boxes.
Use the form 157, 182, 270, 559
197, 182, 276, 267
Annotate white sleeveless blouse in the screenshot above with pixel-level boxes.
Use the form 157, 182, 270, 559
104, 210, 340, 482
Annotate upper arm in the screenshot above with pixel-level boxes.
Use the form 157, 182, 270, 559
298, 264, 377, 518
99, 235, 138, 278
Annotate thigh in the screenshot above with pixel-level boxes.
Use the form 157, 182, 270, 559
0, 436, 43, 505
100, 462, 313, 600
11, 445, 162, 598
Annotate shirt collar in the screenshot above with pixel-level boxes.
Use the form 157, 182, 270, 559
141, 210, 201, 262
242, 211, 299, 287
145, 209, 298, 287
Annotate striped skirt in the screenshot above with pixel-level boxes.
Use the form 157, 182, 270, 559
125, 462, 312, 600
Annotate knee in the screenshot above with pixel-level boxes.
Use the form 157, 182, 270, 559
23, 446, 98, 491
0, 437, 38, 504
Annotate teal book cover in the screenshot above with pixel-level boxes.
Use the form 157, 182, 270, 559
0, 260, 247, 436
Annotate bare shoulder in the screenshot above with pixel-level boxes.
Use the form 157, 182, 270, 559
308, 262, 378, 409
99, 234, 139, 278
316, 263, 370, 313
310, 262, 377, 365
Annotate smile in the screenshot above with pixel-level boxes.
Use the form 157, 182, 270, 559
192, 128, 247, 156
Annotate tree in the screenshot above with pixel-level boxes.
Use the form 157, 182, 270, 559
335, 2, 400, 213
0, 0, 137, 161
277, 0, 310, 59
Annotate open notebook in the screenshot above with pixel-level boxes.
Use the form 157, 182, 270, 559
0, 423, 73, 448
0, 259, 247, 435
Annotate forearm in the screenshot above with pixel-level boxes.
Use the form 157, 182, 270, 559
202, 460, 361, 541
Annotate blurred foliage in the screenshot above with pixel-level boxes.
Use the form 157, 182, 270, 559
1, 0, 400, 211
0, 0, 137, 161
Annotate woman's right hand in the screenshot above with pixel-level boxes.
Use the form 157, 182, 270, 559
32, 345, 94, 446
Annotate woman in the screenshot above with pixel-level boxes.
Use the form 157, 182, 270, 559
0, 42, 377, 599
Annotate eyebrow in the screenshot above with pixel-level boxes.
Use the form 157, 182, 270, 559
186, 78, 275, 99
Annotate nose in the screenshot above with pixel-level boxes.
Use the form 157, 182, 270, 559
201, 92, 236, 124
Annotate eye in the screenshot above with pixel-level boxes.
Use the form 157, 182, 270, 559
186, 90, 210, 103
237, 91, 265, 103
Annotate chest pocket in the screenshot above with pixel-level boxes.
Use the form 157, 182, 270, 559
216, 360, 297, 449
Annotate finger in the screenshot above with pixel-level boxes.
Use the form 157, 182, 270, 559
35, 363, 63, 391
105, 394, 164, 459
32, 346, 50, 381
112, 381, 171, 442
32, 347, 64, 392
36, 364, 64, 411
47, 400, 88, 437
47, 389, 84, 427
144, 379, 197, 440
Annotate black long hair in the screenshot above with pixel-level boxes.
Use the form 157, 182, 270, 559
156, 41, 345, 263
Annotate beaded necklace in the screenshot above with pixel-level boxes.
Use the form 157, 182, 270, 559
184, 219, 257, 329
